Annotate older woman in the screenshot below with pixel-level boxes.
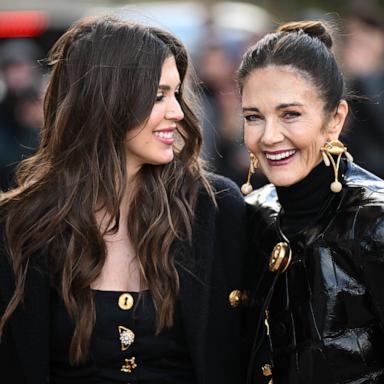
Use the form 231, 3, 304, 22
239, 21, 384, 384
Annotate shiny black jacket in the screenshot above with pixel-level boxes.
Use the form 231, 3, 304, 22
246, 162, 384, 384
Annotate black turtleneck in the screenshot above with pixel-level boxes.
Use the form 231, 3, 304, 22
276, 159, 346, 240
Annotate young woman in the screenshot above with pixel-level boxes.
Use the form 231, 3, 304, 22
0, 15, 248, 383
239, 21, 384, 384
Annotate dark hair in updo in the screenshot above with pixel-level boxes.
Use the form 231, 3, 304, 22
237, 21, 345, 113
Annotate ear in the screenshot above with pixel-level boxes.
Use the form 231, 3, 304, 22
326, 99, 348, 139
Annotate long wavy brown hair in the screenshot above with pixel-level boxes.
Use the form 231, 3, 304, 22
0, 15, 214, 363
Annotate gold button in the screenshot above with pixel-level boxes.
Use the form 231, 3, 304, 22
269, 242, 292, 273
121, 357, 137, 373
118, 325, 135, 351
229, 290, 242, 307
118, 293, 134, 310
262, 364, 272, 377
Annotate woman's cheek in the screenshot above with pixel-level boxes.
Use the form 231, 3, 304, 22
244, 126, 259, 152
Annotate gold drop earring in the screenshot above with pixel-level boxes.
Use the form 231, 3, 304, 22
320, 139, 353, 193
241, 153, 258, 195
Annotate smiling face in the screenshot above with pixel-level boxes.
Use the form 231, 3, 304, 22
242, 65, 347, 187
124, 56, 184, 176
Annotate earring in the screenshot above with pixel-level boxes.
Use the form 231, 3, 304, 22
241, 153, 258, 195
320, 139, 353, 193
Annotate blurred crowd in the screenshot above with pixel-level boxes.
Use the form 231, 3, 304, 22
0, 39, 43, 190
1, 0, 384, 191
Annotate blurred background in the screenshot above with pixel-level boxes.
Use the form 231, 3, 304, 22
1, 0, 384, 191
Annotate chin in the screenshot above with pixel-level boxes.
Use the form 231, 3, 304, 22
152, 153, 175, 166
267, 174, 300, 187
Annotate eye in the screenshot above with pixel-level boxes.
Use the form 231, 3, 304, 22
174, 87, 182, 99
243, 114, 262, 122
282, 111, 301, 119
155, 93, 165, 102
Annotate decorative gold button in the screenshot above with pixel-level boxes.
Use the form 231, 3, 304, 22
262, 363, 272, 377
121, 357, 137, 373
229, 290, 242, 307
269, 242, 292, 273
118, 293, 134, 310
118, 325, 135, 351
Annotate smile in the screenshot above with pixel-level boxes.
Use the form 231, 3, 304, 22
265, 150, 296, 161
153, 129, 175, 145
154, 131, 174, 139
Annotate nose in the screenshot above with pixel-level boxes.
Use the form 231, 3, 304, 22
165, 97, 184, 121
261, 119, 284, 146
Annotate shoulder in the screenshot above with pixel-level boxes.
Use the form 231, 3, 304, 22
193, 174, 246, 233
206, 173, 245, 210
245, 183, 279, 231
345, 162, 384, 197
245, 183, 280, 212
353, 204, 384, 244
207, 173, 242, 196
341, 162, 384, 227
342, 162, 384, 243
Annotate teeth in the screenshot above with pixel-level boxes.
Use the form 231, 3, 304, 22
265, 150, 296, 161
154, 131, 174, 139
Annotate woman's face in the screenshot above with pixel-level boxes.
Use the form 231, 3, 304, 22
242, 65, 346, 187
125, 56, 184, 175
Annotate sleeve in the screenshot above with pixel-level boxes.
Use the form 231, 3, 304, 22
358, 210, 384, 326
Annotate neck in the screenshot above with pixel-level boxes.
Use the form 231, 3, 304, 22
275, 160, 337, 238
276, 160, 333, 213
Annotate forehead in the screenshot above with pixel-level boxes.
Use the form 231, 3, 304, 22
159, 55, 180, 85
242, 65, 321, 107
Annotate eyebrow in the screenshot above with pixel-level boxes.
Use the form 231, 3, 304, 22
158, 84, 181, 92
242, 102, 304, 112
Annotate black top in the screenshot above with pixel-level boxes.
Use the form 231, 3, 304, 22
275, 159, 346, 239
50, 289, 195, 384
0, 174, 248, 384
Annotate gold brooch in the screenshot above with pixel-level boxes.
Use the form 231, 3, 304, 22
118, 293, 134, 310
118, 326, 135, 351
121, 357, 137, 373
269, 242, 292, 272
262, 363, 272, 377
228, 289, 248, 307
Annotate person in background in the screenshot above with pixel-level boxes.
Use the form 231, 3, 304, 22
197, 42, 246, 186
341, 3, 384, 178
238, 20, 384, 384
0, 39, 43, 191
0, 15, 248, 383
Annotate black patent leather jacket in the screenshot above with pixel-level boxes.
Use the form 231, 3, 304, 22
246, 162, 384, 384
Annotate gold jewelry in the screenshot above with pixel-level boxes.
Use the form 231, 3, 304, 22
269, 242, 292, 273
262, 364, 273, 377
118, 293, 134, 310
241, 152, 258, 195
121, 357, 137, 373
320, 140, 353, 193
118, 326, 135, 351
228, 289, 249, 307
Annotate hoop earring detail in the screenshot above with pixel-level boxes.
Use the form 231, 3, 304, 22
320, 139, 353, 193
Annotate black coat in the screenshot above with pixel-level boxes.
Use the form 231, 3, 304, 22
0, 175, 248, 384
246, 162, 384, 384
